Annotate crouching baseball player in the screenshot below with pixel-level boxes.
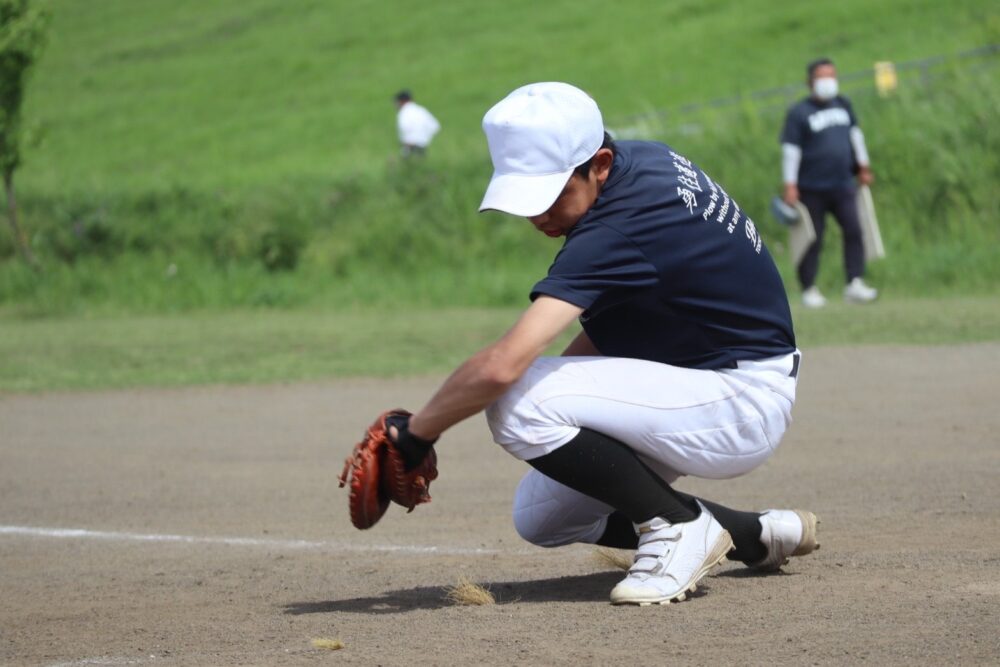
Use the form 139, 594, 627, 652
343, 82, 818, 606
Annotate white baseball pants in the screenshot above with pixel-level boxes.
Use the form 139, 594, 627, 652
485, 351, 799, 547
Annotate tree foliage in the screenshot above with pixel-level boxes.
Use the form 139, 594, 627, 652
0, 0, 48, 178
0, 0, 48, 267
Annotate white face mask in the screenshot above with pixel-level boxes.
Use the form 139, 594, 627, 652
813, 77, 839, 100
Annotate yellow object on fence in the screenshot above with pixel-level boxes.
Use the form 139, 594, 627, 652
874, 61, 898, 96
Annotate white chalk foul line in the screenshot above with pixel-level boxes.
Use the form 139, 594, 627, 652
0, 525, 504, 556
47, 658, 151, 667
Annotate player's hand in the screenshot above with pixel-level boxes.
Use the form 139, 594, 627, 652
386, 413, 438, 471
782, 183, 799, 206
338, 409, 440, 529
857, 165, 874, 186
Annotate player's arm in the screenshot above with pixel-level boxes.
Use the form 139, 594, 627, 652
561, 329, 600, 356
843, 99, 873, 185
850, 126, 873, 185
780, 109, 803, 205
407, 296, 584, 440
781, 143, 801, 205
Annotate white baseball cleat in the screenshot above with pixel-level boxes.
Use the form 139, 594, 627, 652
609, 503, 733, 606
751, 509, 820, 571
801, 286, 827, 309
843, 277, 878, 303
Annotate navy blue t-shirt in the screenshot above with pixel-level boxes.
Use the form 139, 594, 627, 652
780, 96, 859, 191
531, 141, 795, 370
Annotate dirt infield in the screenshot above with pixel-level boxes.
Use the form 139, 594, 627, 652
2, 344, 998, 666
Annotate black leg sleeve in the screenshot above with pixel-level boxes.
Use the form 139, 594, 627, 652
674, 492, 766, 565
527, 427, 699, 525
596, 511, 639, 549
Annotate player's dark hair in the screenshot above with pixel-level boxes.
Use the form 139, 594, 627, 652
807, 58, 834, 79
573, 132, 616, 178
395, 89, 412, 103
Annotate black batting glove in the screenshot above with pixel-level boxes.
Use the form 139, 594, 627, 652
385, 413, 438, 471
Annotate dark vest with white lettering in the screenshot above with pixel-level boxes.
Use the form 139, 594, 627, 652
780, 96, 859, 191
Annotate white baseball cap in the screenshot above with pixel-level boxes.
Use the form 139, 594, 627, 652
479, 82, 604, 217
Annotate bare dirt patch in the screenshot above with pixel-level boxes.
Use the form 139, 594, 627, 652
2, 345, 998, 665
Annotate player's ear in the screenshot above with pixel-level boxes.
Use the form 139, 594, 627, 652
592, 148, 614, 184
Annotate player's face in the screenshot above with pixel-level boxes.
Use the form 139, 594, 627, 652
527, 148, 613, 237
809, 63, 837, 85
527, 174, 598, 237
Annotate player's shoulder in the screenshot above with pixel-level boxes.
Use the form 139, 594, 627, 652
785, 97, 814, 117
602, 140, 686, 187
834, 95, 855, 110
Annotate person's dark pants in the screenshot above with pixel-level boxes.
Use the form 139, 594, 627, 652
798, 186, 865, 289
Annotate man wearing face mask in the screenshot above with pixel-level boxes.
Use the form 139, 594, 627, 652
780, 58, 878, 308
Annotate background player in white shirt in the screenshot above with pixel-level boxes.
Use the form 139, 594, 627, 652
395, 90, 440, 157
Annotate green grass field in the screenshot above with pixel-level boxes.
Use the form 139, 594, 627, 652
21, 0, 998, 193
2, 296, 998, 392
2, 1, 999, 392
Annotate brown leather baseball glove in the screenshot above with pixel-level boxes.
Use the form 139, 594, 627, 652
338, 409, 438, 530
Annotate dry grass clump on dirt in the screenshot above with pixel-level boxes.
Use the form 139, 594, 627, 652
593, 547, 633, 571
311, 638, 345, 650
444, 577, 496, 605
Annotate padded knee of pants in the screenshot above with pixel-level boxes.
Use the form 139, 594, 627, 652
512, 503, 607, 548
512, 506, 563, 548
510, 470, 609, 548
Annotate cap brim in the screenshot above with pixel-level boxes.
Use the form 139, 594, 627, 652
478, 169, 574, 217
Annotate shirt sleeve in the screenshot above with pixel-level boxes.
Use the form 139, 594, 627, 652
849, 127, 870, 166
844, 97, 859, 127
530, 222, 658, 312
779, 106, 805, 147
781, 143, 802, 184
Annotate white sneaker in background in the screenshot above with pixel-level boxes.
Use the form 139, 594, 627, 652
609, 503, 733, 606
802, 286, 827, 309
844, 277, 878, 303
751, 509, 820, 572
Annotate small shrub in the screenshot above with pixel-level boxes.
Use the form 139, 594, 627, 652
258, 223, 304, 272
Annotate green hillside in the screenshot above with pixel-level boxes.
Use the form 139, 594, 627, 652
2, 0, 998, 315
22, 0, 997, 192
